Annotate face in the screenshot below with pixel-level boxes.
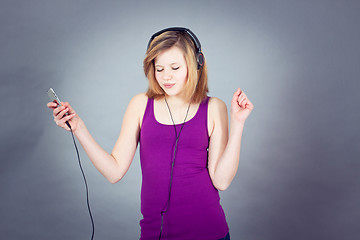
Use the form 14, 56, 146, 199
154, 46, 188, 98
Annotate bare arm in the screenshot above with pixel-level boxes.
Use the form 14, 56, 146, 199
47, 93, 147, 183
109, 93, 147, 183
207, 89, 254, 191
74, 120, 125, 183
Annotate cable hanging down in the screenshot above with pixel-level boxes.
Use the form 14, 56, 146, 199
69, 124, 95, 240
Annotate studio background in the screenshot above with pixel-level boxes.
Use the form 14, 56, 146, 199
1, 0, 359, 239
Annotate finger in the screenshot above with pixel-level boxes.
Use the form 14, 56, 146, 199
47, 102, 58, 109
61, 102, 76, 115
64, 102, 76, 114
232, 88, 241, 104
236, 89, 246, 99
237, 92, 246, 102
56, 113, 75, 128
56, 107, 70, 120
53, 105, 66, 117
238, 91, 246, 97
61, 114, 76, 130
242, 98, 250, 108
238, 90, 249, 107
61, 113, 75, 122
237, 94, 244, 101
244, 99, 254, 109
238, 96, 247, 108
239, 98, 247, 108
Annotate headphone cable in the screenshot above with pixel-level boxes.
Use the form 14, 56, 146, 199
159, 98, 191, 239
68, 122, 95, 240
158, 68, 203, 239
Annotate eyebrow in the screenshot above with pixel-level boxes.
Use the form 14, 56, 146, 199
155, 63, 180, 67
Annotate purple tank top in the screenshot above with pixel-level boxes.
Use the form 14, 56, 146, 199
139, 96, 229, 240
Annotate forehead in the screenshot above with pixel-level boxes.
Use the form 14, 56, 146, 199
154, 46, 186, 65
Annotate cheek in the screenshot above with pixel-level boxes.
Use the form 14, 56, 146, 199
155, 72, 161, 83
179, 69, 188, 82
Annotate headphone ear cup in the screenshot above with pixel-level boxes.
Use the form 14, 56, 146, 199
196, 52, 204, 70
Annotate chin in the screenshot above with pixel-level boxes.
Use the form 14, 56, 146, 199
162, 88, 176, 95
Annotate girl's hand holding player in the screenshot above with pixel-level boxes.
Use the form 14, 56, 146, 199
47, 101, 80, 132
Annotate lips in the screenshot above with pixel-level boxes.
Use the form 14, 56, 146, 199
164, 83, 175, 88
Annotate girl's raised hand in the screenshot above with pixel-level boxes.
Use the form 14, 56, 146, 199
230, 88, 254, 124
47, 101, 80, 132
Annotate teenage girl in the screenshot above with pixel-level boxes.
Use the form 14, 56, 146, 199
47, 27, 254, 240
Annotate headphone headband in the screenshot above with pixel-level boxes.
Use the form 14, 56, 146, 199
147, 27, 204, 69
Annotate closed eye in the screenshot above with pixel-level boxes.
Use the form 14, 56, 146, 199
156, 67, 179, 72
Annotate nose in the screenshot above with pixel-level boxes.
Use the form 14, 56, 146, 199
163, 69, 172, 81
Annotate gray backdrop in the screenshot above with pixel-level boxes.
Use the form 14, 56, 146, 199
1, 0, 359, 239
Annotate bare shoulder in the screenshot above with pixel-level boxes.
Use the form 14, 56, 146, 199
208, 97, 227, 115
208, 97, 228, 136
128, 92, 148, 114
128, 93, 148, 128
130, 92, 148, 106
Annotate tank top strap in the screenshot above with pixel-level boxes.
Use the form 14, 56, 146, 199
194, 96, 210, 134
197, 96, 210, 115
142, 97, 155, 125
148, 97, 154, 118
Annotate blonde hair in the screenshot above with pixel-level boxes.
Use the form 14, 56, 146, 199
143, 30, 208, 104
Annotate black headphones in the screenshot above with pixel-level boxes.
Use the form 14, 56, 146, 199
147, 27, 204, 70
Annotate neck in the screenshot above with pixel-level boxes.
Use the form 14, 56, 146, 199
164, 95, 192, 126
164, 94, 191, 107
